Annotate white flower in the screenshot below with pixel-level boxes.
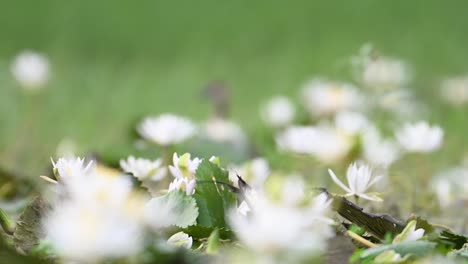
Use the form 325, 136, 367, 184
229, 192, 333, 256
362, 128, 400, 167
396, 121, 444, 153
137, 114, 196, 146
301, 79, 363, 116
334, 111, 370, 135
328, 162, 383, 202
168, 153, 201, 179
431, 167, 468, 207
10, 51, 50, 90
277, 125, 353, 164
260, 96, 295, 127
120, 156, 166, 181
228, 157, 270, 189
440, 76, 468, 106
168, 177, 196, 195
167, 153, 201, 195
44, 167, 145, 261
202, 118, 247, 145
51, 157, 94, 180
362, 57, 408, 90
393, 220, 424, 243
167, 232, 193, 249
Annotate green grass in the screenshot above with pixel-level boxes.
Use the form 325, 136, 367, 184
1, 0, 468, 177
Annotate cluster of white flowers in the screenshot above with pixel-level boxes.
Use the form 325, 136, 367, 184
138, 114, 196, 146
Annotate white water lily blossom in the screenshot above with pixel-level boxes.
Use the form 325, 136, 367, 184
260, 96, 295, 127
362, 128, 400, 168
137, 114, 196, 146
10, 50, 50, 90
120, 156, 166, 181
328, 162, 383, 202
396, 121, 444, 153
301, 79, 363, 116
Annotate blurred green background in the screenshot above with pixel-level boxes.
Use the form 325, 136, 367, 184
1, 0, 467, 177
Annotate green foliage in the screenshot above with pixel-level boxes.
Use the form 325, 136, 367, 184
361, 241, 436, 259
0, 208, 16, 235
152, 191, 199, 228
193, 160, 237, 229
206, 228, 220, 255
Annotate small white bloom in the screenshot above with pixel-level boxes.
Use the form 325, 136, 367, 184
137, 114, 196, 146
202, 118, 247, 145
396, 121, 444, 153
334, 111, 370, 135
168, 153, 201, 179
301, 79, 363, 116
260, 96, 295, 127
328, 162, 383, 202
167, 153, 201, 195
362, 57, 409, 90
10, 51, 50, 90
393, 220, 424, 243
431, 167, 468, 207
168, 177, 196, 195
51, 157, 94, 180
167, 232, 193, 249
277, 125, 354, 164
362, 128, 400, 167
440, 76, 468, 106
120, 156, 166, 181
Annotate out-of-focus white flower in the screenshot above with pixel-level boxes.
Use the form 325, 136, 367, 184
120, 156, 166, 181
277, 125, 354, 164
228, 157, 270, 189
335, 111, 370, 135
280, 176, 305, 206
137, 114, 196, 146
51, 157, 94, 180
362, 128, 400, 168
10, 51, 50, 90
431, 167, 468, 207
301, 79, 363, 116
167, 232, 193, 249
229, 191, 334, 256
362, 57, 408, 90
328, 162, 383, 202
168, 153, 201, 195
396, 121, 443, 153
202, 118, 247, 145
393, 220, 424, 243
440, 76, 468, 106
260, 96, 295, 127
44, 159, 145, 261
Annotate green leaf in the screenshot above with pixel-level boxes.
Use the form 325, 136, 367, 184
147, 191, 198, 228
439, 231, 468, 250
13, 196, 50, 253
361, 241, 436, 258
206, 228, 220, 254
0, 208, 16, 235
193, 160, 237, 229
183, 225, 234, 240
